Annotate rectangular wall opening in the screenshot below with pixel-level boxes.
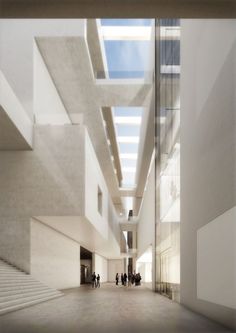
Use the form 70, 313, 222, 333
97, 186, 103, 216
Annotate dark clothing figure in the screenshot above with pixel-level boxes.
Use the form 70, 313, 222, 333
131, 273, 135, 285
115, 273, 119, 285
96, 274, 100, 288
135, 273, 142, 286
123, 273, 127, 286
121, 273, 124, 285
92, 272, 96, 288
128, 273, 132, 287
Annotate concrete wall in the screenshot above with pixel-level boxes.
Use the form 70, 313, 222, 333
108, 259, 124, 283
85, 131, 109, 239
94, 253, 108, 283
181, 19, 236, 329
0, 125, 85, 272
0, 70, 33, 149
31, 218, 80, 289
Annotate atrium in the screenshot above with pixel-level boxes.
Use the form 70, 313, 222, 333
0, 1, 235, 332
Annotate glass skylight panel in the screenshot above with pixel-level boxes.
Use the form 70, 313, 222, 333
120, 159, 137, 168
111, 106, 143, 187
118, 143, 139, 154
104, 40, 150, 79
122, 173, 136, 186
101, 19, 152, 26
116, 125, 140, 136
100, 20, 153, 79
101, 26, 152, 41
120, 153, 137, 160
114, 117, 141, 125
114, 107, 142, 117
100, 17, 151, 186
117, 136, 139, 144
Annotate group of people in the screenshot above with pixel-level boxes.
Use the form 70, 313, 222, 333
91, 272, 100, 288
115, 272, 142, 286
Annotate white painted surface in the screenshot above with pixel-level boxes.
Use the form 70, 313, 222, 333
94, 253, 108, 283
108, 259, 124, 282
181, 19, 236, 329
0, 19, 85, 119
137, 158, 155, 258
85, 131, 109, 239
197, 206, 236, 309
137, 262, 152, 283
31, 219, 80, 290
136, 246, 152, 283
0, 70, 33, 147
33, 42, 71, 125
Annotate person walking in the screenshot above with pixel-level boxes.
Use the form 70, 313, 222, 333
128, 272, 132, 287
131, 272, 135, 285
121, 273, 124, 285
115, 273, 119, 285
96, 274, 100, 288
92, 272, 96, 288
123, 273, 127, 286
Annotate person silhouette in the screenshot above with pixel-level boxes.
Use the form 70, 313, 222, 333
96, 274, 100, 288
115, 273, 119, 285
92, 272, 96, 288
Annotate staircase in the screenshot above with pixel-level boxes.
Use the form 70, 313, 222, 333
0, 259, 63, 315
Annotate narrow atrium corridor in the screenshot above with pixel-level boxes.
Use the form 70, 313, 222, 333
0, 2, 235, 332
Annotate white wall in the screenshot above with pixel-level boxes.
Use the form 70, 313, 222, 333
197, 206, 236, 310
137, 262, 152, 283
31, 218, 80, 290
0, 19, 85, 119
137, 158, 155, 259
94, 253, 108, 283
0, 70, 33, 147
181, 19, 236, 329
33, 42, 71, 125
108, 259, 124, 282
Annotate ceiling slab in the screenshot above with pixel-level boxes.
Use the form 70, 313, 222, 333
0, 106, 32, 150
34, 216, 122, 259
1, 0, 236, 18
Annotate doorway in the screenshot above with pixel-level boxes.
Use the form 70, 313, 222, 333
80, 247, 92, 285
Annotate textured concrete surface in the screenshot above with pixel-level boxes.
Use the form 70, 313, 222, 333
0, 107, 32, 150
0, 283, 233, 333
36, 36, 152, 209
0, 125, 85, 271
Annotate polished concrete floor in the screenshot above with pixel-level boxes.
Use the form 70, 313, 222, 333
0, 283, 233, 333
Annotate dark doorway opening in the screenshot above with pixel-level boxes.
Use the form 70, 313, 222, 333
80, 247, 92, 285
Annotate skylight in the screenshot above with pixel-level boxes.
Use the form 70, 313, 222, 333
100, 19, 154, 188
100, 19, 153, 79
112, 106, 143, 187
